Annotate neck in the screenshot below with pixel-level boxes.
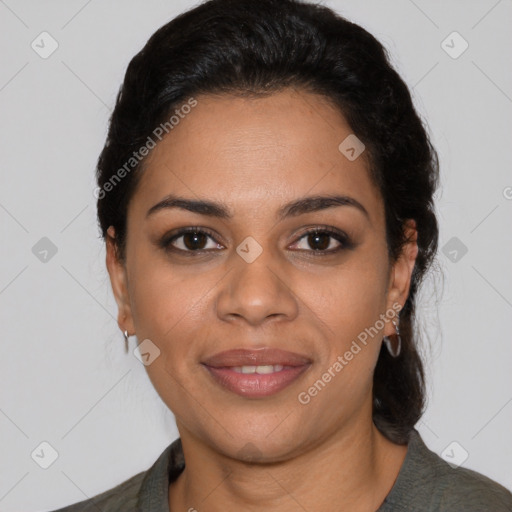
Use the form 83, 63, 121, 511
169, 419, 408, 512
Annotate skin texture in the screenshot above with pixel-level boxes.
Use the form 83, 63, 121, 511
106, 88, 418, 511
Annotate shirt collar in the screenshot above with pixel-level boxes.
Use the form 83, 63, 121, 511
137, 437, 185, 511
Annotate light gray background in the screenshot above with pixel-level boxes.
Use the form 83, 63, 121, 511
1, 1, 511, 510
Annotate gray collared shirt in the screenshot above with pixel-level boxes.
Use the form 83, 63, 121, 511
49, 429, 512, 511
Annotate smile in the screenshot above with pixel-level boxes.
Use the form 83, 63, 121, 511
231, 364, 285, 374
202, 347, 312, 398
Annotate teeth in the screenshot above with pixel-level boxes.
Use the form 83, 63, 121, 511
231, 364, 285, 374
255, 364, 281, 374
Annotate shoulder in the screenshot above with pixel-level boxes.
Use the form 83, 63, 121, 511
47, 438, 183, 512
431, 457, 512, 511
380, 429, 512, 512
48, 470, 146, 512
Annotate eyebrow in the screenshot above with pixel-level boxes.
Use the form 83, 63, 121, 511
146, 193, 370, 221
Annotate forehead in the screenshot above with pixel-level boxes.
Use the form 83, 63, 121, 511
130, 88, 383, 222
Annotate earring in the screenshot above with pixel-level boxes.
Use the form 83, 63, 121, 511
123, 330, 130, 354
383, 317, 401, 357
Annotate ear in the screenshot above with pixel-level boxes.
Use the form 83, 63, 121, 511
384, 219, 418, 337
105, 226, 135, 335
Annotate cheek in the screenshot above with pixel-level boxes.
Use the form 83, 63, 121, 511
302, 257, 389, 341
127, 252, 214, 367
127, 258, 215, 417
293, 254, 388, 402
128, 240, 202, 323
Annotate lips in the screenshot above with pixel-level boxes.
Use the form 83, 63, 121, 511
202, 348, 312, 398
203, 348, 312, 368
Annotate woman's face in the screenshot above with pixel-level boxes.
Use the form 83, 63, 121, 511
107, 88, 416, 461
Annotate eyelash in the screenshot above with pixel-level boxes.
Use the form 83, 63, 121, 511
160, 225, 353, 257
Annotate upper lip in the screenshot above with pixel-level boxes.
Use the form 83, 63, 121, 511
202, 348, 312, 368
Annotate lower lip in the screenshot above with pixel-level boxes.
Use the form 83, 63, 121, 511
203, 365, 310, 398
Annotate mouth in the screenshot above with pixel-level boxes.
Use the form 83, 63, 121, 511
202, 348, 312, 398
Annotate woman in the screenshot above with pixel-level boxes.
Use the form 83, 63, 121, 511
51, 0, 512, 510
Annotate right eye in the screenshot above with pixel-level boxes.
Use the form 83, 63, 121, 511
161, 227, 224, 254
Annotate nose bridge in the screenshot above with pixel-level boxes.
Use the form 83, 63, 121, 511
216, 236, 298, 325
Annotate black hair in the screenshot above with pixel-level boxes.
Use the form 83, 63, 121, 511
96, 0, 439, 444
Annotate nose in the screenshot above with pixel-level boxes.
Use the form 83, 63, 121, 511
215, 246, 299, 327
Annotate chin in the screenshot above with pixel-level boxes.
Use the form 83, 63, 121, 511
191, 411, 311, 463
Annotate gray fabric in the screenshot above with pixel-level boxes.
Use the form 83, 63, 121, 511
48, 430, 512, 511
376, 430, 512, 511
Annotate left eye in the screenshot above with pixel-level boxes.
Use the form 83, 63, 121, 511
291, 229, 347, 253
